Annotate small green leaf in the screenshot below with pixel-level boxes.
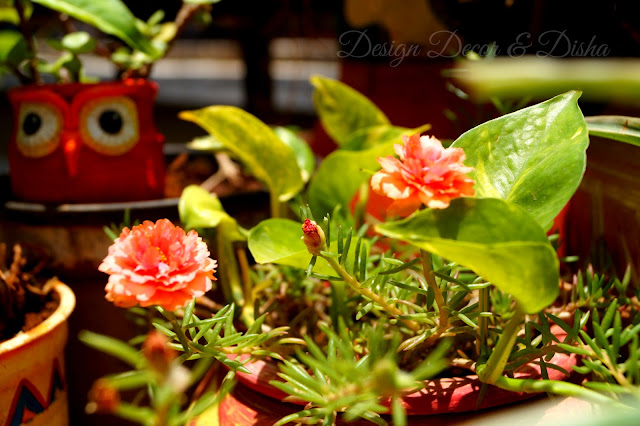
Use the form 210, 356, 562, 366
451, 91, 588, 229
180, 106, 303, 202
61, 31, 96, 54
375, 198, 559, 313
586, 115, 640, 147
31, 0, 159, 57
178, 185, 245, 241
248, 218, 366, 275
311, 75, 389, 146
0, 1, 33, 24
273, 126, 315, 183
78, 330, 142, 367
0, 30, 31, 66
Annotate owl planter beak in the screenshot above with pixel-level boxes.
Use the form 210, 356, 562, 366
62, 132, 80, 177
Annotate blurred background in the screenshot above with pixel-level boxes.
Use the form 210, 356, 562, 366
2, 0, 640, 424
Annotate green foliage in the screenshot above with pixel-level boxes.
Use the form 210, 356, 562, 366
179, 106, 304, 204
30, 0, 159, 57
248, 218, 368, 276
272, 126, 315, 183
80, 302, 269, 426
178, 185, 245, 242
179, 185, 248, 320
307, 141, 394, 221
341, 123, 431, 151
452, 91, 589, 229
311, 75, 390, 146
375, 198, 559, 314
271, 324, 449, 426
0, 30, 31, 66
0, 0, 33, 24
60, 31, 96, 54
586, 115, 640, 147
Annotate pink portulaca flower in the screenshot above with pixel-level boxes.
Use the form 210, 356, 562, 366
371, 133, 475, 216
99, 219, 217, 311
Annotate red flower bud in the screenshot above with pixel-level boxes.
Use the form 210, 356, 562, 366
86, 380, 120, 414
302, 219, 326, 255
142, 331, 177, 375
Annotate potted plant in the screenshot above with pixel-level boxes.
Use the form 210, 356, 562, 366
81, 77, 640, 425
1, 0, 218, 203
0, 243, 75, 425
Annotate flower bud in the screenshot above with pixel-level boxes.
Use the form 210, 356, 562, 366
302, 219, 326, 255
142, 331, 176, 375
86, 380, 120, 414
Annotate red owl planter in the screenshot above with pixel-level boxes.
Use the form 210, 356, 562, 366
8, 79, 165, 203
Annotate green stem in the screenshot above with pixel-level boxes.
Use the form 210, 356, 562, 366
323, 255, 420, 332
420, 250, 448, 334
492, 375, 632, 409
113, 404, 155, 425
477, 308, 526, 384
164, 311, 192, 358
270, 192, 281, 219
236, 246, 255, 325
478, 286, 490, 357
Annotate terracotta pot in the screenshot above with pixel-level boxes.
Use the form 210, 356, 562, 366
0, 281, 76, 426
208, 327, 578, 424
8, 79, 165, 203
0, 179, 270, 278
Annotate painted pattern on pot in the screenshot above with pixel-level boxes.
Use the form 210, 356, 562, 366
0, 283, 75, 426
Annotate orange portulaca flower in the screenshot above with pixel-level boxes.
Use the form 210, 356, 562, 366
99, 219, 217, 311
371, 133, 475, 216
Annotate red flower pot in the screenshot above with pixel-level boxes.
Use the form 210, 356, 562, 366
8, 79, 165, 203
213, 328, 578, 424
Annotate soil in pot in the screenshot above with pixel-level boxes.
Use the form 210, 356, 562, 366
0, 243, 60, 342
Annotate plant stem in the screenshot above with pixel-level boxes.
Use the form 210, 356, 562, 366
236, 246, 255, 325
143, 2, 207, 79
323, 255, 420, 332
14, 0, 41, 84
492, 375, 632, 409
164, 311, 192, 358
478, 286, 490, 357
420, 250, 448, 335
270, 192, 280, 219
477, 308, 525, 384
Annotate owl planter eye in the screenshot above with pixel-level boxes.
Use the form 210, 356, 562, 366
16, 102, 63, 157
79, 96, 139, 155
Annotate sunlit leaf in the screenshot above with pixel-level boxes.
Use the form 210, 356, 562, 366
311, 75, 389, 146
31, 0, 159, 57
179, 106, 304, 202
451, 91, 588, 229
585, 115, 640, 147
376, 198, 559, 313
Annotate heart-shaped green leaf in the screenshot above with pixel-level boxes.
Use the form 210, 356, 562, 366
451, 91, 588, 229
179, 106, 304, 202
31, 0, 158, 57
375, 198, 558, 313
307, 141, 395, 221
341, 123, 431, 151
311, 75, 390, 146
586, 115, 640, 147
249, 219, 366, 276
